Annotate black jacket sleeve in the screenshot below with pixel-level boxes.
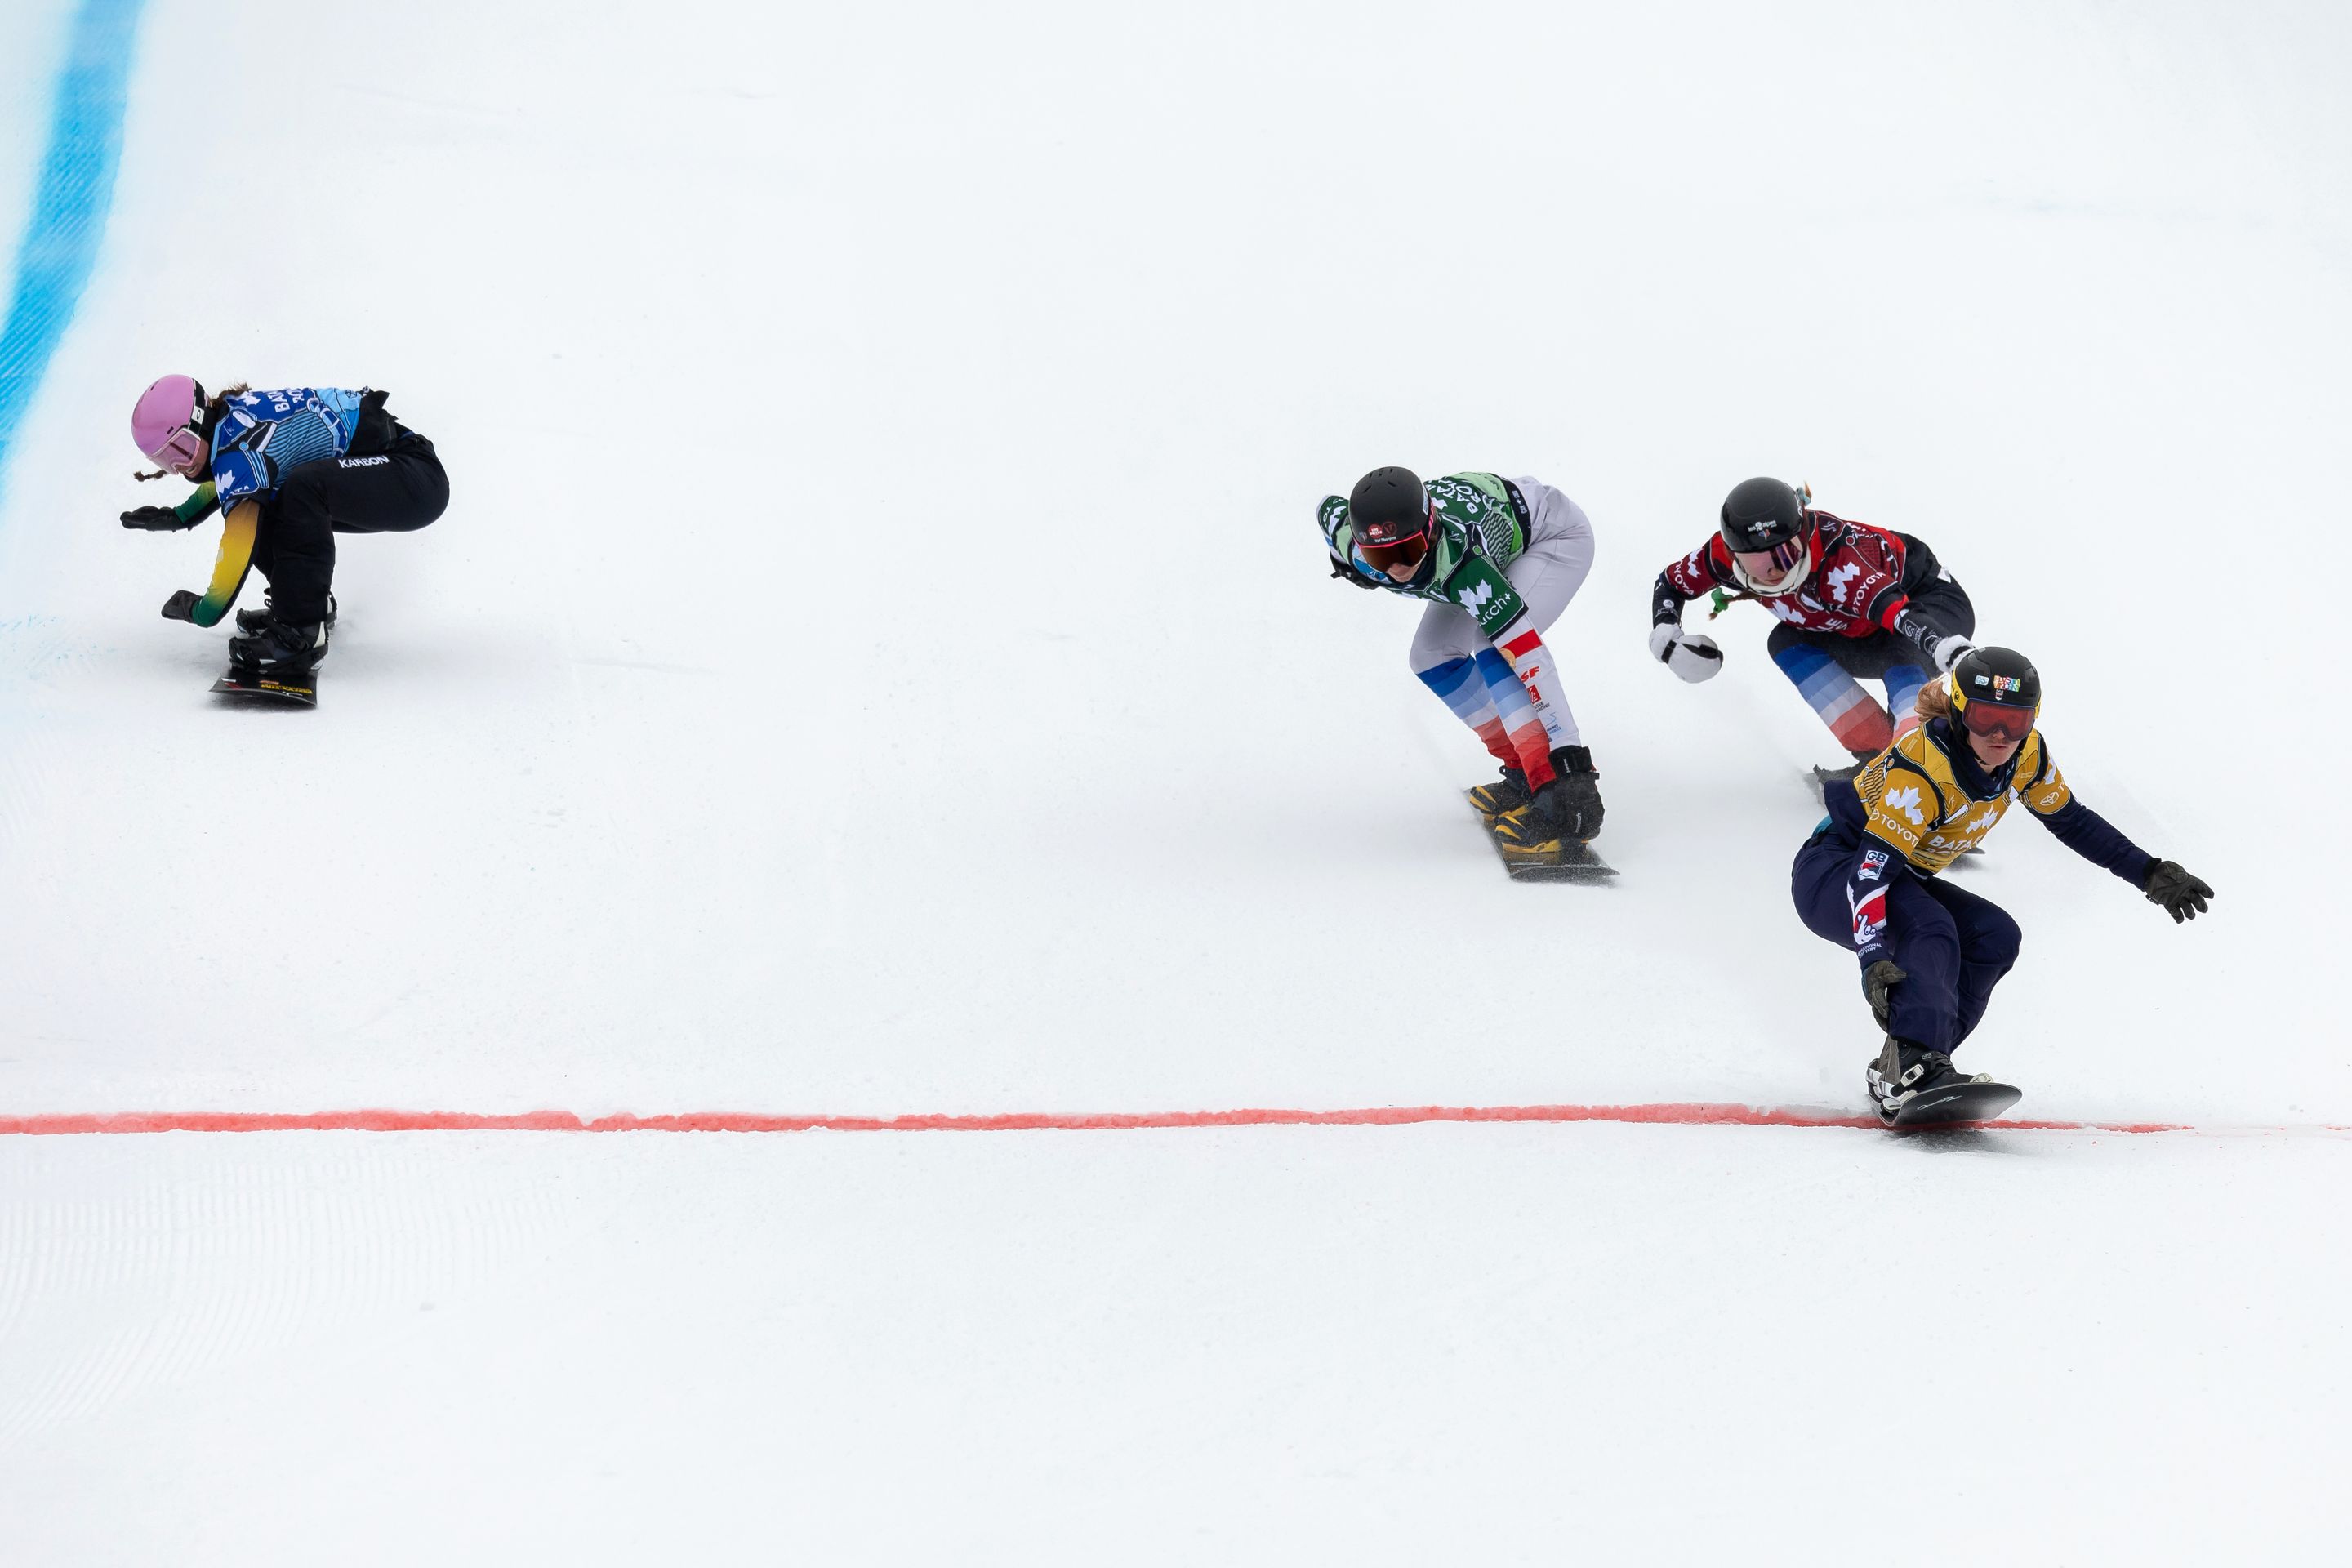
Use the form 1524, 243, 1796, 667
1652, 569, 1692, 627
2035, 799, 2159, 887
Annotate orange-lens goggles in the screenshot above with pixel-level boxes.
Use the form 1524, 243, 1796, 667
1960, 700, 2035, 745
1356, 532, 1428, 573
1356, 508, 1432, 575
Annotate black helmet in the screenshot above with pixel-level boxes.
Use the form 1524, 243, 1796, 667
1947, 646, 2041, 745
1718, 476, 1807, 552
1718, 477, 1815, 592
1350, 466, 1425, 533
1348, 466, 1432, 577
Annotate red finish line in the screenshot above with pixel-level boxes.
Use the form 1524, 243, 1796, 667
0, 1102, 2246, 1137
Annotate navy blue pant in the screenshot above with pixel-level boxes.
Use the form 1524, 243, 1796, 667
1791, 834, 2022, 1054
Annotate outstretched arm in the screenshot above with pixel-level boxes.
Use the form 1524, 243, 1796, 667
2034, 797, 2156, 885
2013, 746, 2156, 885
2016, 742, 2212, 918
2034, 795, 2213, 921
121, 481, 221, 532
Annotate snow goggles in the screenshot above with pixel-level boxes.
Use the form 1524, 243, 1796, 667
1958, 698, 2036, 746
1354, 508, 1432, 575
1733, 537, 1808, 577
147, 422, 209, 477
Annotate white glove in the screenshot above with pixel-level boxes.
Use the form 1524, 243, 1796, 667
1648, 624, 1723, 684
1928, 635, 1975, 673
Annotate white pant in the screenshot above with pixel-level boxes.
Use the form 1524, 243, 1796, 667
1409, 479, 1597, 670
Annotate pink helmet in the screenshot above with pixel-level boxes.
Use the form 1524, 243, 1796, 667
131, 375, 209, 475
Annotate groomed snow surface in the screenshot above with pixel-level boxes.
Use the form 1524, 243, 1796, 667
2, 2, 2348, 1561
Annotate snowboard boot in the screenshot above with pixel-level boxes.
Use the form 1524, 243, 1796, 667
227, 613, 330, 675
1468, 765, 1530, 817
1865, 1036, 1995, 1126
1491, 746, 1603, 849
237, 591, 335, 636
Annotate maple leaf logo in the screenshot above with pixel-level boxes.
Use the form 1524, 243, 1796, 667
1457, 582, 1494, 614
1885, 786, 1926, 826
1826, 563, 1860, 604
1966, 806, 1998, 833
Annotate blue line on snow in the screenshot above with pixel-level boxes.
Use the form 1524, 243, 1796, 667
0, 0, 149, 500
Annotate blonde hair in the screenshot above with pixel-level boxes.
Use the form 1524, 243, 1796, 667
1915, 677, 1954, 720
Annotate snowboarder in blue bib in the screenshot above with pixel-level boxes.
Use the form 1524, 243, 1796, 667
122, 376, 448, 675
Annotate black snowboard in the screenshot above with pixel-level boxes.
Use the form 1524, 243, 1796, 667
211, 665, 318, 708
1888, 1080, 2022, 1128
1466, 791, 1618, 884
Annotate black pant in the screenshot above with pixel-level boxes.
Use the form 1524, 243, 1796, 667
1764, 577, 1976, 756
253, 434, 448, 624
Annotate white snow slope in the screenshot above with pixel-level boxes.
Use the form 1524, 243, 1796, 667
1, 2, 2348, 1561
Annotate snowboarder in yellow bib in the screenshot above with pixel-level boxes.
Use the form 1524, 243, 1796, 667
1790, 646, 2213, 1124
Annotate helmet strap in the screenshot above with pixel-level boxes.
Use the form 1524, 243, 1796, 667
1730, 541, 1812, 595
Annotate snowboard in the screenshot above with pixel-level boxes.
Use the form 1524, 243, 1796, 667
1466, 791, 1618, 884
1887, 1080, 2022, 1129
210, 665, 318, 708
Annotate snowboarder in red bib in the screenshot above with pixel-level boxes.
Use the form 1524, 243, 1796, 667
1650, 477, 1977, 782
1790, 646, 2213, 1124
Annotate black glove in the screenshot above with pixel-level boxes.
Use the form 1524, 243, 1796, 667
1330, 557, 1380, 590
120, 505, 185, 531
2142, 860, 2212, 924
161, 590, 201, 621
1861, 960, 1906, 1028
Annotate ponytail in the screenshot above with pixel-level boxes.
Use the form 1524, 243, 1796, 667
203, 382, 250, 430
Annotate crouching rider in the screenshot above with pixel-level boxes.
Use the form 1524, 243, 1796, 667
1320, 466, 1602, 853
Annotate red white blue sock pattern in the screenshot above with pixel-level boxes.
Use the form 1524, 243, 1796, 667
1416, 644, 1570, 788
1771, 644, 1928, 755
1497, 628, 1578, 751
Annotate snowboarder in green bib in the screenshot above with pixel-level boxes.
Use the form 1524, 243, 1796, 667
1320, 467, 1601, 849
